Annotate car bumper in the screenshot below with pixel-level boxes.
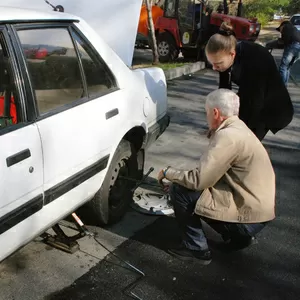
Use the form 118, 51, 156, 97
144, 114, 170, 148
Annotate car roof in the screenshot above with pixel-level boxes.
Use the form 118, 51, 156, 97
291, 14, 300, 17
0, 6, 79, 23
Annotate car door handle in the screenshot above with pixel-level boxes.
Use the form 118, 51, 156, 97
6, 149, 31, 167
105, 108, 119, 120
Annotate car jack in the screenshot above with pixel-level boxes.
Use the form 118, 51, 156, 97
41, 214, 146, 299
41, 212, 93, 254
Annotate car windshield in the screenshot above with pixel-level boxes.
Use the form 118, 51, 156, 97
291, 16, 300, 25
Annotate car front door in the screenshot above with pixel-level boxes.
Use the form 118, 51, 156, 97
178, 0, 196, 46
0, 26, 44, 261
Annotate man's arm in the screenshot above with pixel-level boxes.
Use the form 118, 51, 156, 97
164, 132, 238, 191
281, 25, 292, 46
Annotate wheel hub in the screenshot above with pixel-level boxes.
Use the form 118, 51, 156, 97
108, 159, 131, 208
158, 41, 169, 56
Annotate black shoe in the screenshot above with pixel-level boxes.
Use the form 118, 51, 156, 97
168, 246, 212, 265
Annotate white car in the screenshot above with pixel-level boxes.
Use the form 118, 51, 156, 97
290, 14, 300, 31
0, 5, 169, 262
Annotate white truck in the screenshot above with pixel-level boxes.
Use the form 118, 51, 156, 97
0, 1, 169, 261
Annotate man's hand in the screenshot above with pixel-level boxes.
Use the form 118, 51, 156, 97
157, 169, 165, 185
157, 169, 170, 192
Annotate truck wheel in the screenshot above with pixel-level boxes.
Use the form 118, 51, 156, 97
91, 140, 139, 225
157, 32, 179, 63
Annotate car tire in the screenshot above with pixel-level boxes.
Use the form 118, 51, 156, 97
91, 140, 139, 225
157, 32, 179, 63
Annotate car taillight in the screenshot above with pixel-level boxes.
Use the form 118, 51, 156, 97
250, 24, 255, 32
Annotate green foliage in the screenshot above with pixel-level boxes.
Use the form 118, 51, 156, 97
242, 0, 290, 25
285, 0, 300, 14
255, 13, 273, 26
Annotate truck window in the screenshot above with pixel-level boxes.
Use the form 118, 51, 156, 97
17, 28, 85, 115
178, 0, 194, 29
165, 0, 177, 18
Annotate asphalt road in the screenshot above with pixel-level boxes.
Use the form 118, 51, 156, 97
45, 68, 300, 300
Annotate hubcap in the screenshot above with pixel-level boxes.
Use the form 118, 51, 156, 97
158, 41, 170, 56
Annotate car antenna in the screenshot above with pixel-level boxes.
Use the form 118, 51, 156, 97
44, 0, 64, 12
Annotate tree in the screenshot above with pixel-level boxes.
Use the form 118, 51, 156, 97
145, 0, 159, 64
286, 0, 300, 14
243, 0, 290, 25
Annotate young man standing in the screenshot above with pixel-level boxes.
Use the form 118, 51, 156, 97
277, 20, 300, 86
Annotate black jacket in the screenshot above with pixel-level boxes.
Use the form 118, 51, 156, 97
281, 22, 300, 46
219, 41, 294, 134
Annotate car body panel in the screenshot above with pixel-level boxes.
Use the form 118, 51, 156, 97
0, 124, 44, 218
290, 14, 300, 31
0, 5, 169, 262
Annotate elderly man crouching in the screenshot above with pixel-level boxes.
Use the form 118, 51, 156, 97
158, 89, 275, 265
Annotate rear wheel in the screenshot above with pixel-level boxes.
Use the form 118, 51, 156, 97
91, 140, 140, 225
157, 32, 179, 63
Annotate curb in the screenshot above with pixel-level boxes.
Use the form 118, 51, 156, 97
163, 61, 205, 80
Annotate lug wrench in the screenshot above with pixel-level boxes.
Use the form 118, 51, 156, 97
130, 167, 154, 192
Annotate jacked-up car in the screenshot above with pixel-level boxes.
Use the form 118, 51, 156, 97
0, 4, 169, 262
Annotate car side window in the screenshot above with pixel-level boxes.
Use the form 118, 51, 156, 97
0, 33, 20, 130
17, 27, 84, 115
71, 29, 115, 98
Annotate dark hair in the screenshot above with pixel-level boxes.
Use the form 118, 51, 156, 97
206, 22, 237, 54
276, 20, 291, 31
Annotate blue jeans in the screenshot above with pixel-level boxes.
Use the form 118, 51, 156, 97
170, 183, 267, 251
279, 42, 300, 86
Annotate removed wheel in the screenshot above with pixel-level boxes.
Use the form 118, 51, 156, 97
91, 140, 140, 225
157, 32, 179, 63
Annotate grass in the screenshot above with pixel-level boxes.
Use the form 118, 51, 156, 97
132, 62, 187, 70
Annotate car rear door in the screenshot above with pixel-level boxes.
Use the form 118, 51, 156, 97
0, 26, 44, 260
13, 23, 123, 210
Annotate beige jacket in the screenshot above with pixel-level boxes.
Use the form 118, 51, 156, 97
166, 116, 276, 223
